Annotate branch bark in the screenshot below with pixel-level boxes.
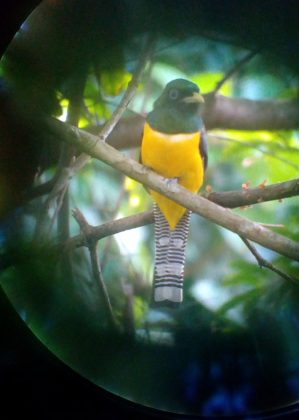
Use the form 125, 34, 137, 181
100, 96, 299, 150
72, 208, 117, 329
203, 95, 299, 131
65, 211, 153, 250
58, 34, 155, 179
51, 119, 299, 261
240, 236, 298, 283
65, 178, 299, 250
202, 178, 299, 208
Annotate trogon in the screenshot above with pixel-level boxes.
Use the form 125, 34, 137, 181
141, 79, 207, 305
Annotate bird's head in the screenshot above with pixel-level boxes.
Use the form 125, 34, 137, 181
148, 79, 204, 133
154, 78, 204, 111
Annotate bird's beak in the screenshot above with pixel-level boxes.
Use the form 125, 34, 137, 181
183, 92, 205, 104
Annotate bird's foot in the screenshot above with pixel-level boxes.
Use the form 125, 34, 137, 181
166, 177, 180, 190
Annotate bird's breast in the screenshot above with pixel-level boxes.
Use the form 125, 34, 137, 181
141, 122, 201, 178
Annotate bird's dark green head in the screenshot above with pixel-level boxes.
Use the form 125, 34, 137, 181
147, 78, 204, 134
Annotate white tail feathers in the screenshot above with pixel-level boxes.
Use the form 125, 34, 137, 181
153, 204, 191, 305
154, 286, 183, 303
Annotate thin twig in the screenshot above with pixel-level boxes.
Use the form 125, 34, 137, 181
240, 236, 298, 284
122, 283, 135, 339
57, 76, 87, 281
48, 180, 69, 235
98, 36, 154, 142
33, 37, 154, 242
140, 59, 155, 114
33, 163, 74, 242
71, 34, 155, 173
57, 77, 86, 240
25, 177, 57, 200
213, 50, 257, 94
35, 37, 154, 240
210, 134, 299, 171
259, 223, 284, 229
72, 208, 117, 329
101, 176, 127, 271
34, 72, 86, 243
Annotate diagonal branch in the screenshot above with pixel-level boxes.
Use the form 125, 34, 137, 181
31, 34, 154, 234
70, 34, 155, 173
64, 178, 299, 250
99, 36, 155, 142
240, 236, 298, 283
28, 172, 299, 209
33, 73, 87, 243
52, 120, 299, 261
213, 50, 257, 94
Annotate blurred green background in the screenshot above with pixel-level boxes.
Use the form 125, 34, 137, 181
0, 1, 299, 417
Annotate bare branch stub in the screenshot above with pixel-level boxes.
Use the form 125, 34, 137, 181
72, 208, 94, 245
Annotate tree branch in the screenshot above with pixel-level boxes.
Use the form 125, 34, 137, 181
203, 95, 299, 131
100, 36, 155, 142
25, 177, 57, 200
30, 34, 154, 231
27, 165, 299, 210
25, 95, 299, 203
71, 34, 155, 172
213, 50, 257, 94
202, 178, 299, 208
33, 162, 75, 242
72, 208, 117, 329
51, 120, 299, 261
95, 96, 299, 151
65, 211, 153, 250
64, 178, 299, 250
240, 236, 298, 283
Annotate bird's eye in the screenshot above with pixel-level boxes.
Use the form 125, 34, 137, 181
169, 88, 179, 100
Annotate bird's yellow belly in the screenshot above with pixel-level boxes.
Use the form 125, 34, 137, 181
141, 122, 204, 229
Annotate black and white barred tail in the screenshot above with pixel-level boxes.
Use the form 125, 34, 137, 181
153, 204, 191, 305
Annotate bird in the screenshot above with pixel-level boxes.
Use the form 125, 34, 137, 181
141, 78, 208, 306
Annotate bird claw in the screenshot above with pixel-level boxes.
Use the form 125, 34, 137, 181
166, 177, 179, 188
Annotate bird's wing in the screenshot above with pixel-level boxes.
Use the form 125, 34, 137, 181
199, 127, 208, 171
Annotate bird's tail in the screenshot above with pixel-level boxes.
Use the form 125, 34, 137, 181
153, 203, 191, 306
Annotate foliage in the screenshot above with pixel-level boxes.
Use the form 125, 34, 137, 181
0, 7, 299, 417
